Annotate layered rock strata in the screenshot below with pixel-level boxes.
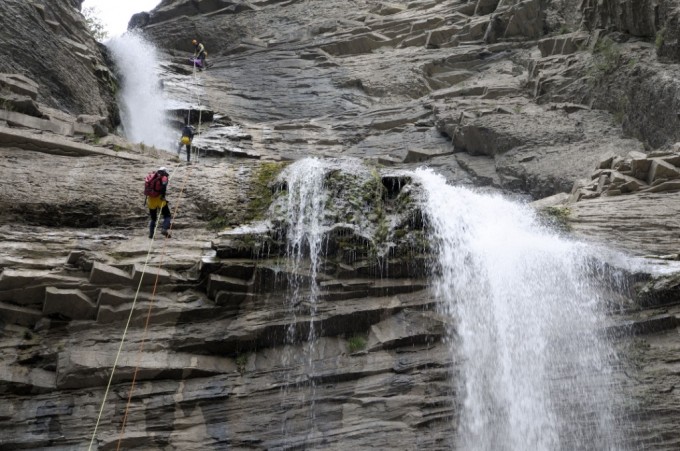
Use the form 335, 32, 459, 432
2, 0, 680, 449
0, 0, 118, 127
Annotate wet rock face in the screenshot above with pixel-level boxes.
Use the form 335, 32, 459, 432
0, 0, 117, 124
133, 0, 680, 201
0, 159, 678, 450
4, 0, 680, 449
581, 0, 659, 37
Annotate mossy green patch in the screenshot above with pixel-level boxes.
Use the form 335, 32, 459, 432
235, 353, 248, 374
540, 206, 572, 232
656, 27, 666, 51
205, 162, 288, 232
347, 335, 367, 353
245, 162, 288, 222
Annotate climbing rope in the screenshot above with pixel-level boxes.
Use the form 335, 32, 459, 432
187, 58, 205, 164
114, 163, 194, 450
90, 56, 207, 448
87, 161, 188, 451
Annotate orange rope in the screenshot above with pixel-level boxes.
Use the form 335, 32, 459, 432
115, 164, 194, 450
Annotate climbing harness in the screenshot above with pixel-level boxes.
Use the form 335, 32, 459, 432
87, 162, 193, 450
89, 54, 209, 447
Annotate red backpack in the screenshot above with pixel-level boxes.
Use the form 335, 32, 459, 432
144, 171, 164, 197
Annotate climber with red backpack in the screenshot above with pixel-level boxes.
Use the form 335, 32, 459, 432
144, 167, 172, 239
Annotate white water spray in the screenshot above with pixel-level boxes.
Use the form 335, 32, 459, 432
278, 158, 328, 436
107, 32, 174, 150
415, 168, 625, 450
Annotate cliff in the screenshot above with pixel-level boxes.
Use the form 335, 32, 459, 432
1, 0, 680, 450
0, 0, 118, 127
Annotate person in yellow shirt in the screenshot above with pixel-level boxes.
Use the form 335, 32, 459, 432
177, 123, 195, 163
145, 167, 172, 238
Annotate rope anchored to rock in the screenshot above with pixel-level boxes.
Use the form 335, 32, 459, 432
87, 162, 193, 451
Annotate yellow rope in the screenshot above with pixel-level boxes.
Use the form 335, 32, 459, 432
90, 54, 206, 447
115, 163, 193, 449
87, 162, 183, 450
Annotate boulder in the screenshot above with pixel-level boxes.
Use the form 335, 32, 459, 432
0, 92, 42, 118
630, 156, 652, 180
641, 180, 680, 193
131, 263, 174, 286
0, 74, 39, 100
0, 110, 72, 135
96, 288, 135, 308
598, 153, 617, 169
530, 192, 569, 209
646, 159, 680, 185
43, 287, 96, 320
0, 125, 139, 159
76, 114, 109, 137
88, 262, 132, 285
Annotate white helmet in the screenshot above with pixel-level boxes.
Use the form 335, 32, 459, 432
159, 166, 168, 172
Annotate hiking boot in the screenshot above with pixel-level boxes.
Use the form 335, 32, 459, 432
161, 229, 171, 238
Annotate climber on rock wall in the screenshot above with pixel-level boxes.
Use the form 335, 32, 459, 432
192, 39, 208, 69
177, 122, 195, 163
144, 166, 172, 238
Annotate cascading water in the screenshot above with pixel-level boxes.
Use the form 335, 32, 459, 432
279, 158, 329, 438
107, 32, 174, 150
276, 158, 378, 444
414, 168, 626, 450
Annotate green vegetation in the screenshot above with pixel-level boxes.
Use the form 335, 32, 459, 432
0, 96, 15, 111
244, 162, 287, 222
23, 330, 33, 340
236, 354, 248, 374
347, 335, 367, 353
85, 133, 100, 145
590, 37, 622, 76
207, 215, 230, 231
83, 7, 109, 42
540, 206, 572, 232
366, 169, 388, 245
112, 144, 127, 152
205, 162, 286, 232
558, 24, 571, 35
655, 27, 666, 51
584, 36, 635, 124
613, 96, 629, 124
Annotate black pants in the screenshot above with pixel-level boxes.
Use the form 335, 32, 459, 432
178, 142, 191, 162
149, 204, 171, 236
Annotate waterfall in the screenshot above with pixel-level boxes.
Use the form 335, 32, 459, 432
415, 168, 625, 451
107, 32, 174, 150
276, 158, 376, 443
278, 158, 329, 438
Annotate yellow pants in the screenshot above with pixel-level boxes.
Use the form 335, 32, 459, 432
147, 196, 167, 210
